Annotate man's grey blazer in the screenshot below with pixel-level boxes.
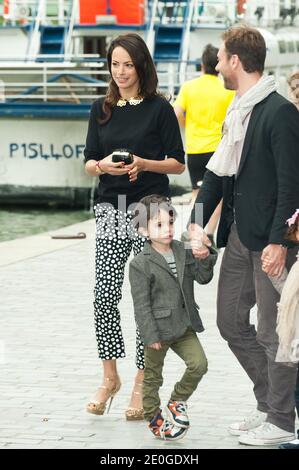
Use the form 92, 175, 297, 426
129, 240, 217, 346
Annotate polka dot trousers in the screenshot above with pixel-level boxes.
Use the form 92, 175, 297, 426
93, 205, 146, 369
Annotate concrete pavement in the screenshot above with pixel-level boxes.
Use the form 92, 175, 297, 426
0, 200, 296, 449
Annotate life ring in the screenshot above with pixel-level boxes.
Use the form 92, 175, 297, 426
237, 0, 247, 15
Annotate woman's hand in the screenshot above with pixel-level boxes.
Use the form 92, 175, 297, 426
99, 154, 131, 176
126, 155, 146, 182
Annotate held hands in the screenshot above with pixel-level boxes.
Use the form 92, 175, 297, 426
188, 223, 211, 259
261, 244, 287, 277
148, 342, 162, 350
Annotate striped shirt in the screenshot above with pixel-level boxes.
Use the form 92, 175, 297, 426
161, 250, 177, 277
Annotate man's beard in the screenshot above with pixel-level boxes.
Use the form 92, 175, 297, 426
223, 76, 235, 90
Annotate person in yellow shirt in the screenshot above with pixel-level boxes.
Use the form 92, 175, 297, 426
174, 44, 234, 242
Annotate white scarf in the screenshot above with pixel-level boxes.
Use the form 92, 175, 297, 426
206, 75, 277, 177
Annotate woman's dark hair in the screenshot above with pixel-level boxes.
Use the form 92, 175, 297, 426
99, 33, 158, 124
202, 44, 219, 76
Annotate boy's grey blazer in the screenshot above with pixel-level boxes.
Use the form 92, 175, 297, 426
129, 240, 217, 346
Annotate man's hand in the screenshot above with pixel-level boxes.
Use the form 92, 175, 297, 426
148, 342, 162, 350
188, 223, 211, 259
261, 244, 287, 277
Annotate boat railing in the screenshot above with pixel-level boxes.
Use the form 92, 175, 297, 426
145, 0, 159, 56
144, 0, 299, 30
27, 0, 46, 58
1, 0, 73, 26
64, 0, 78, 59
193, 0, 235, 27
144, 0, 236, 29
2, 1, 299, 29
0, 58, 108, 103
179, 0, 196, 84
0, 56, 200, 104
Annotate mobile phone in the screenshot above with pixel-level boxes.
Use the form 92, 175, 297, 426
112, 149, 133, 165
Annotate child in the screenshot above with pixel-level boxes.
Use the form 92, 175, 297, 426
129, 194, 217, 441
263, 209, 299, 449
287, 71, 299, 111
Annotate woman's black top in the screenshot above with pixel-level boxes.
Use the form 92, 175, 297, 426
84, 95, 185, 210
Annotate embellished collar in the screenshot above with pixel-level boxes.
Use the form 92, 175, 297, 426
116, 96, 144, 107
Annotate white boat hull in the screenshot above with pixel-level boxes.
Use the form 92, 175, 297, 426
0, 116, 190, 207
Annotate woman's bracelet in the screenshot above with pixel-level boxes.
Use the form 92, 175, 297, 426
95, 160, 105, 175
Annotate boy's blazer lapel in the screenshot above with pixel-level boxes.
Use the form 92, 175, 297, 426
142, 242, 177, 279
142, 241, 186, 282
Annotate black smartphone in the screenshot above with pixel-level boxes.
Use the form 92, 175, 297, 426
112, 149, 133, 165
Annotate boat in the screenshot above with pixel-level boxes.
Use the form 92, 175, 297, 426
0, 0, 299, 208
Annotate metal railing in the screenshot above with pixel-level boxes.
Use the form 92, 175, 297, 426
64, 0, 78, 58
0, 57, 201, 103
146, 0, 159, 56
193, 0, 235, 27
179, 0, 196, 84
27, 0, 45, 58
144, 0, 299, 30
2, 1, 299, 29
2, 0, 74, 25
0, 59, 108, 103
0, 58, 296, 105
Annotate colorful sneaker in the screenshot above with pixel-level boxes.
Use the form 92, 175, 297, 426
166, 400, 189, 428
148, 410, 188, 441
161, 418, 188, 441
148, 409, 165, 439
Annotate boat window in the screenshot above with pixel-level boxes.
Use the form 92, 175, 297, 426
278, 40, 286, 53
287, 41, 295, 53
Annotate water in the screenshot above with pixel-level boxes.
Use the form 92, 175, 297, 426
0, 208, 94, 242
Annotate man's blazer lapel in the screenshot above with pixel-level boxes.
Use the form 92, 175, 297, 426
236, 100, 265, 179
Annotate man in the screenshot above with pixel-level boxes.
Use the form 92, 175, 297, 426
189, 26, 299, 446
174, 44, 234, 242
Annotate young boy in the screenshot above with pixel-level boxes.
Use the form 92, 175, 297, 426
129, 194, 217, 441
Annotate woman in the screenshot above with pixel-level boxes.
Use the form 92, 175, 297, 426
84, 33, 185, 420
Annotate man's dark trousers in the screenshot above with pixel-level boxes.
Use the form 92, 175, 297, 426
217, 223, 298, 433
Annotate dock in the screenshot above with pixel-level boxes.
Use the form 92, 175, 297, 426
0, 200, 291, 450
